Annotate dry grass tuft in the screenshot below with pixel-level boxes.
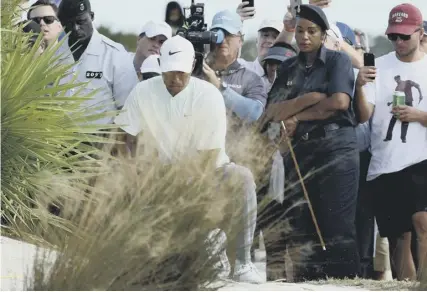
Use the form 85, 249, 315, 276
25, 149, 257, 290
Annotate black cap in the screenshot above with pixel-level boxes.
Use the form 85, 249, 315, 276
264, 46, 297, 63
296, 4, 329, 31
58, 0, 91, 21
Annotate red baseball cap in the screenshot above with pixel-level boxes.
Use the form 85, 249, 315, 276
385, 3, 423, 35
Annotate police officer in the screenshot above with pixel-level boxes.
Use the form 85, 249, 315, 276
57, 0, 138, 125
265, 4, 360, 281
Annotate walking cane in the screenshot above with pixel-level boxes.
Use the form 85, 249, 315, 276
280, 121, 326, 251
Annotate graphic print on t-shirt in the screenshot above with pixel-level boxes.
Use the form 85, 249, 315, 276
384, 75, 424, 143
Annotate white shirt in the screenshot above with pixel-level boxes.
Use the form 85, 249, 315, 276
364, 52, 427, 181
114, 76, 230, 168
59, 29, 138, 125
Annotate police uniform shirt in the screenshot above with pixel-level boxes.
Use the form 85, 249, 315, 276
268, 45, 356, 139
59, 29, 138, 125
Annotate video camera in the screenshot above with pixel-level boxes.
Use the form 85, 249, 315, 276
177, 0, 224, 75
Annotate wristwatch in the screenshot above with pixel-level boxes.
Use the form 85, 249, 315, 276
219, 80, 228, 92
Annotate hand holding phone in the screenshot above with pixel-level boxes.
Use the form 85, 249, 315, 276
237, 0, 255, 21
356, 53, 376, 87
363, 53, 376, 80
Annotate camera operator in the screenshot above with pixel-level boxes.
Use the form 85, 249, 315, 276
201, 10, 267, 124
56, 0, 137, 125
264, 4, 360, 281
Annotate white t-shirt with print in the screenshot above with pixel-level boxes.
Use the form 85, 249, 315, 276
364, 52, 427, 181
114, 76, 230, 168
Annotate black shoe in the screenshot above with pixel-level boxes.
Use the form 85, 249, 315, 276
402, 139, 406, 143
384, 137, 392, 142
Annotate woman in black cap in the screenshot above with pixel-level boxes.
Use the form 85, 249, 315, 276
263, 4, 360, 282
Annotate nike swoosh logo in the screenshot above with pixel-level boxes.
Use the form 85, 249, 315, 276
169, 50, 182, 56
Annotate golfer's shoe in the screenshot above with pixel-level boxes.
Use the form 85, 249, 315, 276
233, 260, 264, 284
205, 228, 231, 279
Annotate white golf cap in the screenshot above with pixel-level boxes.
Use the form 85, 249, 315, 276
159, 36, 195, 73
141, 21, 172, 39
258, 19, 284, 33
141, 54, 161, 74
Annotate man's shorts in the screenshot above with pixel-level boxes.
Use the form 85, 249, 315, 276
371, 159, 427, 238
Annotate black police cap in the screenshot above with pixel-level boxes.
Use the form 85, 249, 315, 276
297, 4, 330, 31
58, 0, 92, 21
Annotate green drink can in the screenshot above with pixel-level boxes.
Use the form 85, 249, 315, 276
393, 91, 405, 118
393, 91, 406, 107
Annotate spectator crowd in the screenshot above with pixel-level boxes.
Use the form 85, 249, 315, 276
18, 0, 427, 284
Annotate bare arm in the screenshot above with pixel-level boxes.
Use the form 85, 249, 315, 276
265, 92, 327, 122
294, 92, 350, 121
274, 9, 295, 45
354, 85, 375, 123
340, 41, 363, 69
274, 29, 295, 45
419, 111, 427, 127
354, 67, 376, 123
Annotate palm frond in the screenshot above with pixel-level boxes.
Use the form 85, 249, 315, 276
1, 3, 116, 241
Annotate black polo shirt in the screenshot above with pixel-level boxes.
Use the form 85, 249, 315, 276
268, 45, 356, 138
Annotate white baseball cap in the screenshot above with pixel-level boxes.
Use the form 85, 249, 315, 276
258, 19, 284, 33
141, 54, 161, 74
141, 21, 172, 39
159, 36, 195, 73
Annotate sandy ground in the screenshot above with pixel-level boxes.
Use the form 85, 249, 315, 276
1, 236, 366, 291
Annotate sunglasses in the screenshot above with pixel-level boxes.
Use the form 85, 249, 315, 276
388, 29, 420, 41
31, 16, 58, 25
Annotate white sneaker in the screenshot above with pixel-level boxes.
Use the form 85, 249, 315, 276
206, 229, 231, 279
233, 261, 264, 284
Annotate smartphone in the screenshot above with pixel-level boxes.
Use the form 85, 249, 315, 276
243, 0, 254, 8
363, 53, 375, 80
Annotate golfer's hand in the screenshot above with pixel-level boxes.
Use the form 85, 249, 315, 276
237, 1, 256, 21
202, 61, 220, 89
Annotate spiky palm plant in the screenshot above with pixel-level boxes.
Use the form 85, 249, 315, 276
1, 0, 115, 243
